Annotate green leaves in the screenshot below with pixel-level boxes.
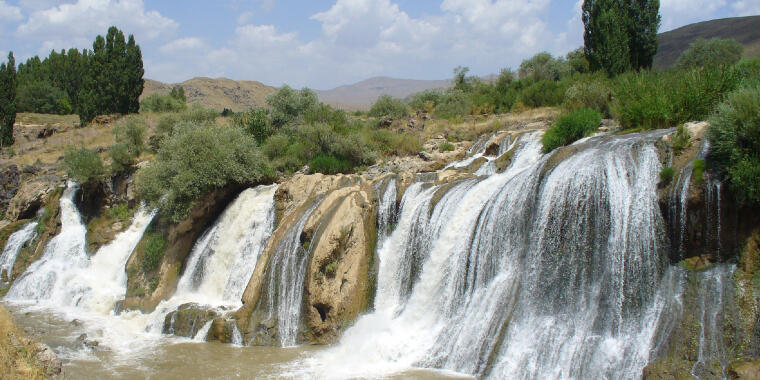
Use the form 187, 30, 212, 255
0, 52, 17, 148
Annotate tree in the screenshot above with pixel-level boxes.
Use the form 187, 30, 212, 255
266, 85, 319, 127
518, 52, 570, 81
170, 86, 186, 102
566, 47, 590, 74
676, 38, 744, 70
583, 0, 660, 75
0, 52, 17, 148
453, 66, 472, 91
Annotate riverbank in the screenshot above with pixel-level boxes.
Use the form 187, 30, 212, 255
0, 304, 60, 379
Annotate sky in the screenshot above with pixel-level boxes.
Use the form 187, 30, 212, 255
1, 0, 759, 89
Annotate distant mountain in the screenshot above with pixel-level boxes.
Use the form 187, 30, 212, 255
654, 15, 760, 69
141, 77, 276, 112
317, 76, 450, 110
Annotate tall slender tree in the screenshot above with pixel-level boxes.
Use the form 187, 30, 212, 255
125, 35, 144, 114
0, 52, 17, 148
583, 0, 660, 75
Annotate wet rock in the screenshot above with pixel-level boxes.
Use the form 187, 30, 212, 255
70, 319, 83, 326
32, 342, 62, 377
75, 333, 99, 349
162, 303, 219, 338
484, 142, 500, 157
418, 151, 433, 161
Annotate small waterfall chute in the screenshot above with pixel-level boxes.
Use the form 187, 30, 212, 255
0, 221, 38, 284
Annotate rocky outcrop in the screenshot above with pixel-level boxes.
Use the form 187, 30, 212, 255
237, 173, 378, 345
0, 164, 20, 218
4, 177, 58, 222
162, 303, 220, 339
124, 184, 244, 312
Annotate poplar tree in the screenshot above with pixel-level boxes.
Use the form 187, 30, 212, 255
0, 52, 17, 148
583, 0, 660, 75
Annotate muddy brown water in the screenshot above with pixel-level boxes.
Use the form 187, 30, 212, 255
4, 303, 471, 379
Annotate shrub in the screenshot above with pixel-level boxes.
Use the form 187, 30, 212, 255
109, 117, 146, 173
181, 103, 218, 125
233, 108, 272, 144
660, 167, 675, 185
434, 90, 471, 119
439, 141, 455, 152
611, 71, 671, 129
671, 124, 691, 155
734, 58, 760, 88
369, 95, 409, 118
139, 93, 186, 113
408, 90, 443, 112
304, 104, 348, 129
310, 154, 353, 174
141, 232, 166, 272
365, 129, 422, 156
16, 81, 72, 115
137, 122, 275, 222
563, 75, 612, 116
266, 85, 319, 127
64, 146, 105, 183
518, 80, 566, 108
708, 86, 760, 205
541, 108, 601, 153
676, 38, 744, 70
518, 52, 571, 82
692, 159, 706, 186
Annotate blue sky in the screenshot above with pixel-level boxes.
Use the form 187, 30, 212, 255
1, 0, 759, 89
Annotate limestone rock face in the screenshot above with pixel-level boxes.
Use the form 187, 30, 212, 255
237, 174, 377, 345
0, 165, 20, 217
32, 342, 63, 378
4, 178, 57, 221
302, 183, 376, 344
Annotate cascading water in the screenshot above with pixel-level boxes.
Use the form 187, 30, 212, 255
375, 177, 398, 239
255, 201, 321, 347
0, 220, 38, 283
293, 130, 683, 379
688, 264, 736, 380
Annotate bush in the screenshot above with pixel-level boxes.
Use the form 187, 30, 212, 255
408, 90, 443, 112
671, 124, 691, 155
563, 75, 612, 116
439, 142, 455, 152
518, 80, 567, 108
137, 123, 275, 222
16, 81, 72, 115
139, 93, 186, 113
233, 108, 272, 144
369, 95, 409, 118
660, 167, 675, 185
541, 108, 601, 153
141, 232, 166, 272
365, 129, 422, 156
692, 159, 706, 186
676, 38, 744, 70
708, 86, 760, 205
611, 71, 671, 130
304, 104, 348, 129
518, 52, 570, 82
267, 85, 319, 127
64, 146, 105, 183
109, 117, 146, 173
434, 90, 471, 119
310, 154, 353, 174
181, 103, 218, 124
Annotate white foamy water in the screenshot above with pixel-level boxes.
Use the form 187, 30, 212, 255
0, 220, 38, 282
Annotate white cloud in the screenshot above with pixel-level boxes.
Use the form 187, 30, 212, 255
0, 1, 23, 25
160, 37, 206, 55
237, 11, 254, 25
732, 1, 760, 16
17, 0, 177, 54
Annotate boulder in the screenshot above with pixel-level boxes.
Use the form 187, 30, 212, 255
5, 178, 56, 221
32, 342, 62, 378
162, 303, 219, 338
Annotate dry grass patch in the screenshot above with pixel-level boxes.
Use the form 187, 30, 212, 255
0, 305, 45, 380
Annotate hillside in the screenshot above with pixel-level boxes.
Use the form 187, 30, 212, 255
654, 15, 760, 68
141, 77, 276, 112
316, 76, 450, 110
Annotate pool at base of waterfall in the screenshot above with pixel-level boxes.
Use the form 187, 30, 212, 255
4, 303, 472, 380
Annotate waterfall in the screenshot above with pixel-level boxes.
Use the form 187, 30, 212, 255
172, 185, 278, 306
293, 130, 680, 379
690, 264, 735, 379
0, 221, 38, 283
256, 201, 320, 347
375, 177, 397, 239
6, 183, 89, 301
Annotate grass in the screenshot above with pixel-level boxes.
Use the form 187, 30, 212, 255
541, 108, 602, 153
660, 167, 675, 185
0, 305, 45, 379
141, 232, 167, 272
439, 142, 455, 152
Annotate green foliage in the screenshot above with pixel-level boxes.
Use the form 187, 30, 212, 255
676, 38, 744, 70
141, 232, 166, 272
707, 86, 760, 205
563, 75, 611, 116
408, 89, 443, 112
16, 81, 71, 114
364, 129, 422, 156
439, 141, 455, 152
233, 108, 271, 144
692, 159, 706, 186
659, 167, 675, 185
583, 0, 660, 74
369, 95, 409, 118
266, 85, 319, 127
518, 80, 567, 108
139, 93, 186, 113
169, 86, 186, 102
612, 67, 739, 130
671, 124, 691, 155
137, 122, 274, 222
518, 52, 570, 81
542, 108, 602, 153
310, 154, 353, 175
0, 52, 16, 148
304, 103, 348, 128
109, 117, 146, 172
64, 146, 105, 183
453, 66, 473, 92
434, 90, 472, 119
178, 103, 217, 125
566, 48, 591, 74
